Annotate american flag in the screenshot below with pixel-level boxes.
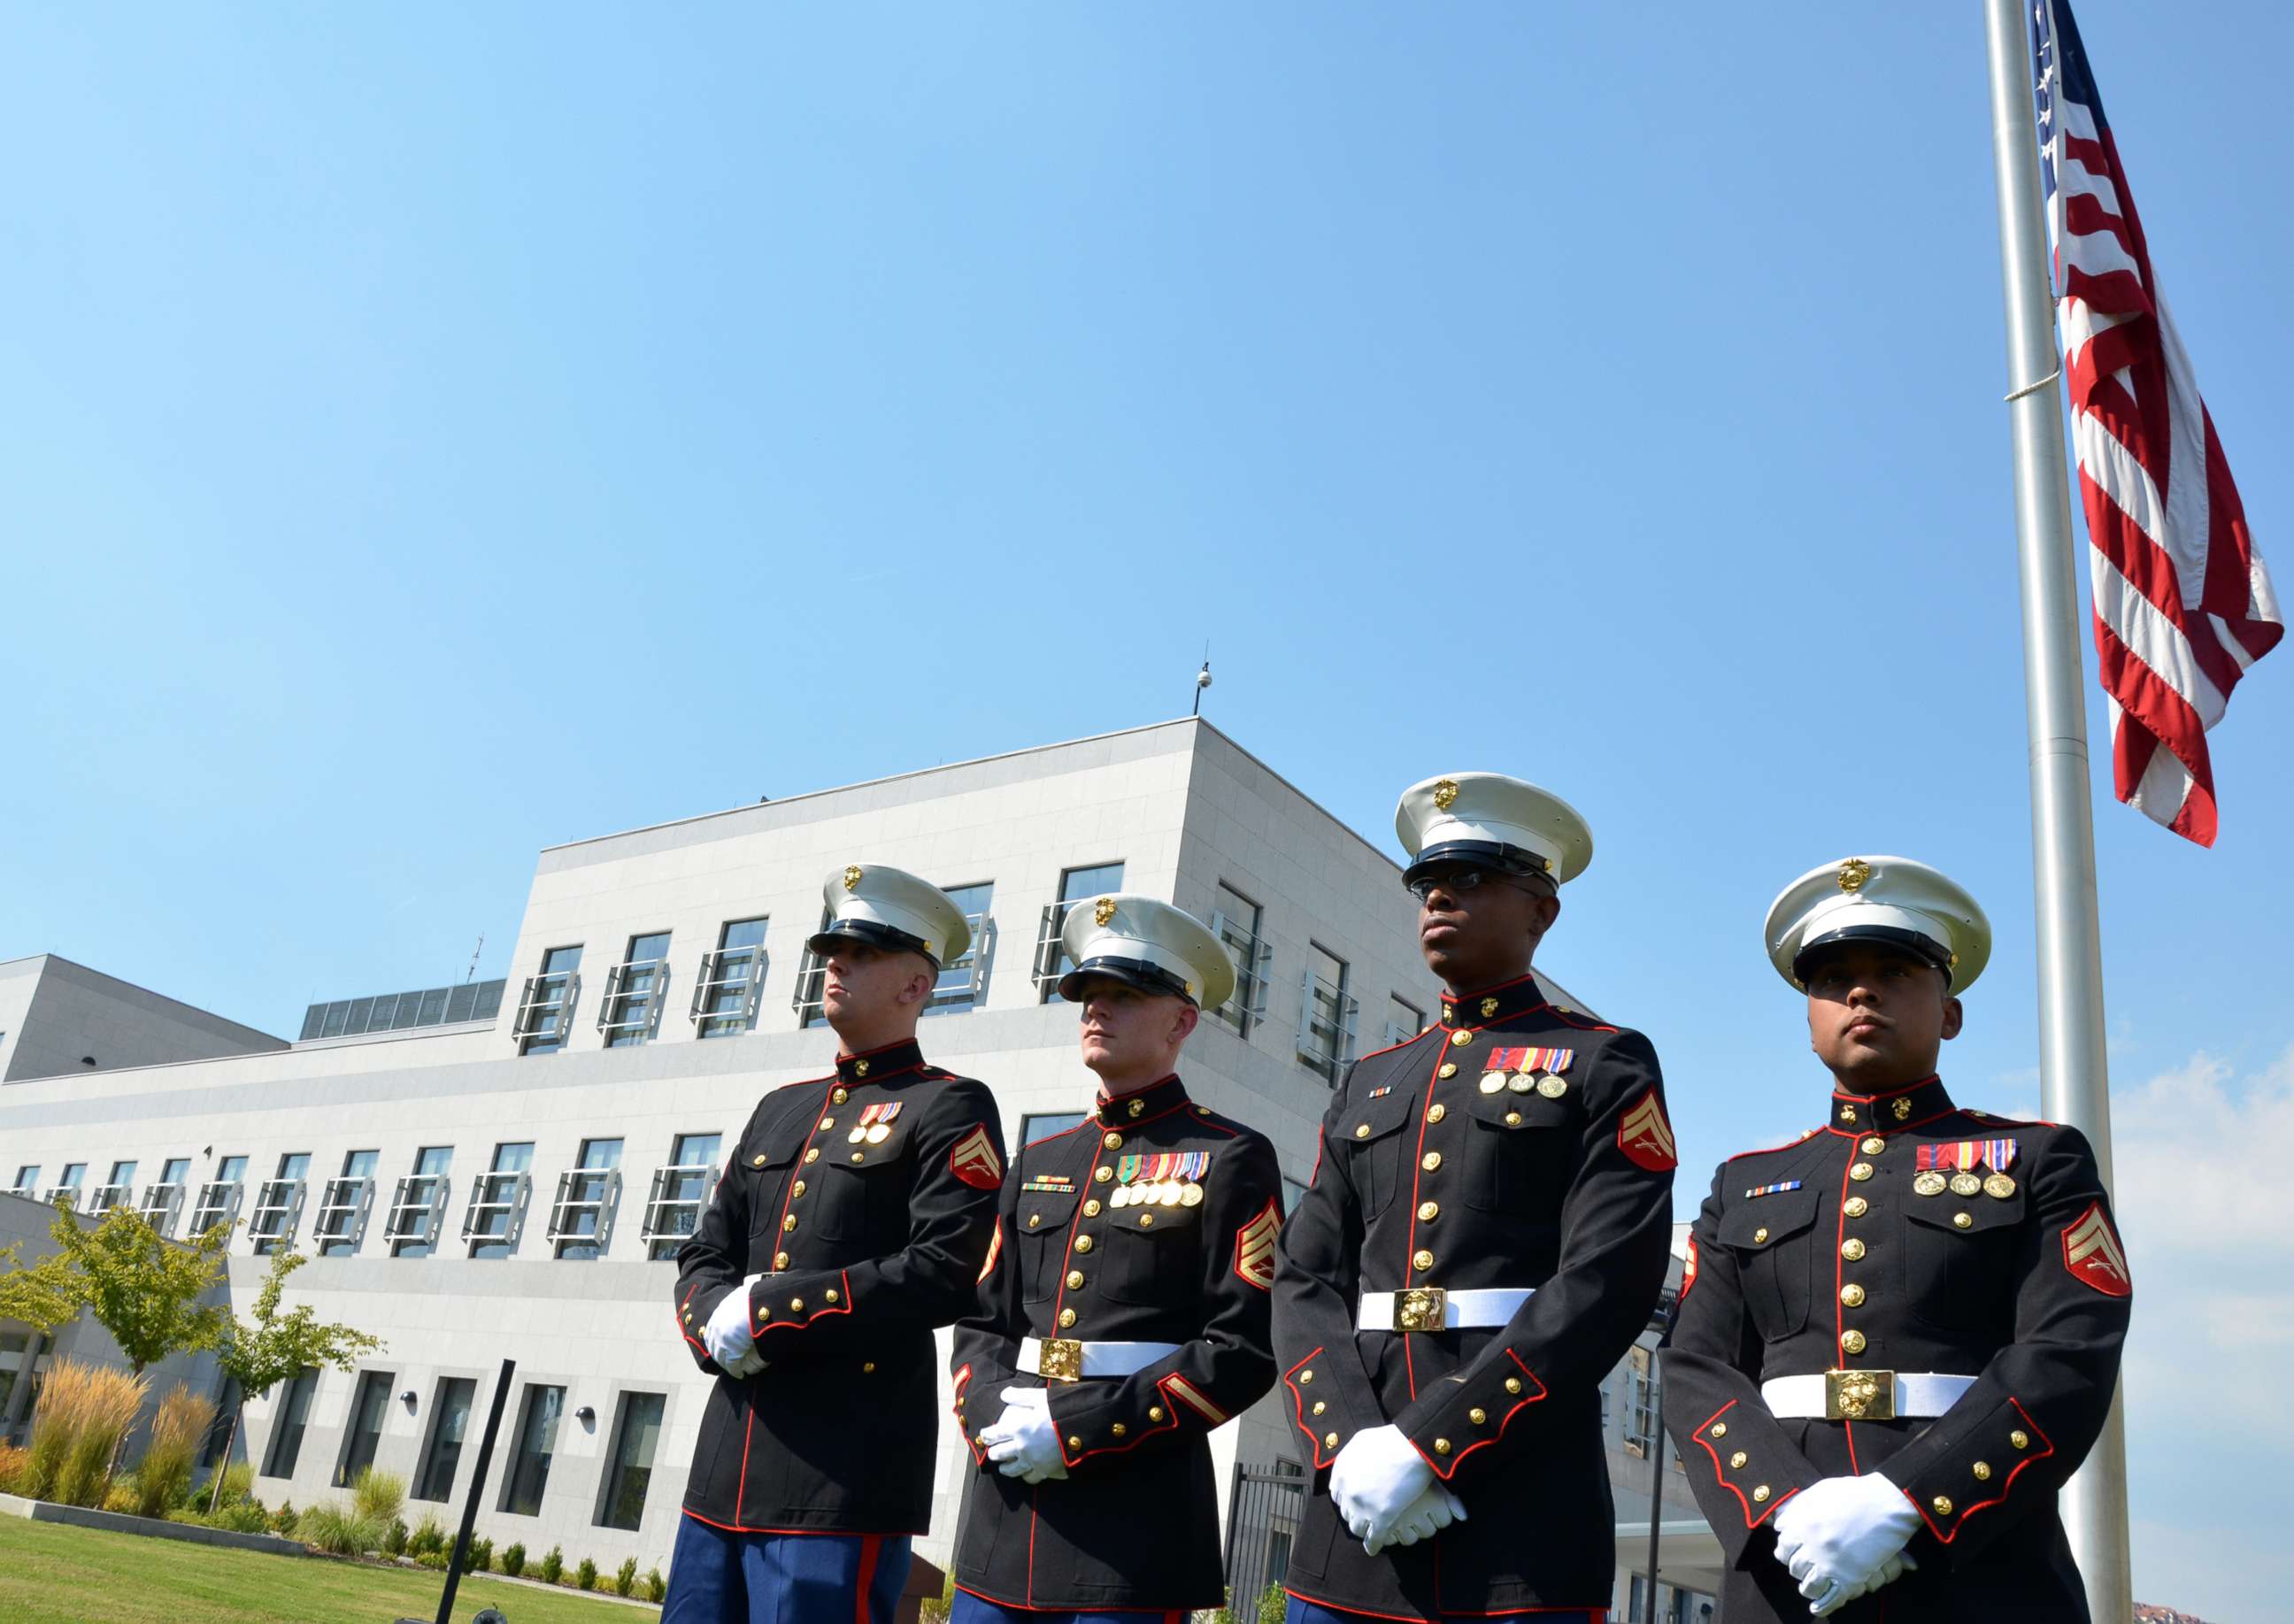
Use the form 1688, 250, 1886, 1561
2033, 0, 2281, 845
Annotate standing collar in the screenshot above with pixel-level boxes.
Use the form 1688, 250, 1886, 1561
835, 1036, 926, 1085
1096, 1073, 1189, 1125
1438, 971, 1549, 1031
1828, 1074, 1955, 1135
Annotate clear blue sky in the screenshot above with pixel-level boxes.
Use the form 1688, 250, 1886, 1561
4, 6, 2287, 1617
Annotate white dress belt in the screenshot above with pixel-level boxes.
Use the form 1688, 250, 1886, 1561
1761, 1372, 1977, 1420
1017, 1336, 1183, 1379
1357, 1287, 1535, 1331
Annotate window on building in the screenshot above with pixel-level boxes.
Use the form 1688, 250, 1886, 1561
599, 932, 672, 1048
1624, 1344, 1657, 1459
142, 1158, 191, 1236
334, 1369, 395, 1488
693, 919, 768, 1039
1209, 883, 1273, 1038
189, 1156, 247, 1238
514, 946, 584, 1056
550, 1139, 624, 1260
643, 1133, 722, 1262
11, 1166, 37, 1194
926, 882, 995, 1016
595, 1390, 666, 1531
413, 1376, 476, 1503
1297, 944, 1359, 1083
500, 1383, 566, 1516
49, 1163, 87, 1206
197, 1377, 242, 1469
314, 1150, 380, 1257
84, 1159, 137, 1215
1383, 995, 1425, 1049
791, 908, 835, 1028
1032, 862, 1127, 1002
1283, 1176, 1310, 1214
1020, 1112, 1088, 1146
465, 1143, 534, 1259
249, 1152, 312, 1256
388, 1147, 453, 1258
0, 1328, 50, 1418
263, 1366, 320, 1479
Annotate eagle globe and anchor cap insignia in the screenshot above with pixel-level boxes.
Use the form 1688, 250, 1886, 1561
1837, 858, 1873, 893
1093, 896, 1118, 927
1432, 777, 1461, 812
843, 865, 864, 891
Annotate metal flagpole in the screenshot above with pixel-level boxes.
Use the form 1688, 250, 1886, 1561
1980, 4, 2132, 1620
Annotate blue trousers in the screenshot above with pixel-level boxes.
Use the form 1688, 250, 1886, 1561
951, 1589, 1189, 1624
1286, 1598, 1605, 1624
662, 1512, 912, 1624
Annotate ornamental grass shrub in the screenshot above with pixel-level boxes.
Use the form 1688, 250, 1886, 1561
131, 1383, 213, 1519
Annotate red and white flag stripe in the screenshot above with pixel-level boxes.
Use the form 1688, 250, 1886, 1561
2036, 0, 2281, 845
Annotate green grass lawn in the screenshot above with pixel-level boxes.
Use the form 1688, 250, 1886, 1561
0, 1514, 658, 1624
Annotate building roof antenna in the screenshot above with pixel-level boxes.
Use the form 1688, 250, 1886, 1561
464, 933, 484, 984
1193, 644, 1212, 717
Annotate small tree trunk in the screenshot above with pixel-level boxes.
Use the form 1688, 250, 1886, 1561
207, 1406, 241, 1513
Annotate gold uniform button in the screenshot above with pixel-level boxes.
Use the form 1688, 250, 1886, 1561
1355, 1124, 1371, 1139
1860, 1136, 1886, 1154
1844, 1197, 1869, 1218
1299, 1368, 1314, 1383
1422, 1151, 1443, 1172
1066, 1435, 1082, 1450
1138, 1212, 1155, 1228
1842, 1238, 1867, 1261
1112, 1424, 1127, 1437
682, 1312, 693, 1324
756, 1306, 771, 1321
1450, 1030, 1472, 1047
1083, 1200, 1101, 1216
824, 1289, 839, 1304
1438, 1064, 1458, 1080
1710, 1421, 1728, 1438
1841, 1284, 1866, 1307
789, 1297, 804, 1312
833, 1089, 850, 1104
1933, 1497, 1955, 1516
751, 1154, 767, 1168
851, 1152, 866, 1164
1418, 1201, 1440, 1221
1103, 1132, 1123, 1150
1427, 1103, 1447, 1122
1312, 1401, 1326, 1415
1505, 1377, 1522, 1395
1468, 1408, 1487, 1425
1026, 1213, 1042, 1228
782, 1215, 798, 1232
2011, 1429, 2030, 1450
1752, 1227, 1769, 1243
1058, 1309, 1077, 1328
863, 1361, 875, 1374
1413, 1249, 1435, 1271
1730, 1451, 1748, 1469
1074, 1235, 1094, 1253
1849, 1161, 1874, 1181
1954, 1212, 1975, 1230
1433, 1438, 1451, 1455
774, 1251, 789, 1268
804, 1149, 820, 1164
1148, 1406, 1164, 1421
820, 1118, 835, 1132
1325, 1431, 1340, 1448
1753, 1485, 1771, 1504
1840, 1330, 1867, 1355
791, 1181, 806, 1197
1505, 1112, 1522, 1127
1095, 1167, 1113, 1183
1972, 1461, 1992, 1481
1066, 1270, 1085, 1289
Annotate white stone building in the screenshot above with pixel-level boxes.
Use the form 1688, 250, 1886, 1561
0, 719, 1720, 1614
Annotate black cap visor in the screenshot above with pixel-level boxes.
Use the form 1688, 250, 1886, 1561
1057, 954, 1197, 1005
1402, 840, 1553, 891
1791, 926, 1952, 985
807, 919, 941, 969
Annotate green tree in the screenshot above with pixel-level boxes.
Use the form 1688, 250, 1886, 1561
0, 1201, 231, 1374
207, 1243, 384, 1508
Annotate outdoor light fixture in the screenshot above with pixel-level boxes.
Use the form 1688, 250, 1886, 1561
400, 1389, 417, 1407
575, 1405, 596, 1425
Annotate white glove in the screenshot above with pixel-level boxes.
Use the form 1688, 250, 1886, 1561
1362, 1480, 1468, 1556
1771, 1473, 1921, 1615
1809, 1550, 1918, 1618
982, 1386, 1069, 1483
703, 1274, 765, 1375
1327, 1426, 1436, 1549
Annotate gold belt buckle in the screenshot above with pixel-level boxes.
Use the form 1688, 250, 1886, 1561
1825, 1367, 1896, 1421
1392, 1287, 1448, 1333
1038, 1338, 1084, 1383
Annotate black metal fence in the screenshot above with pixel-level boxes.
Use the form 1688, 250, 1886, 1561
1224, 1458, 1306, 1613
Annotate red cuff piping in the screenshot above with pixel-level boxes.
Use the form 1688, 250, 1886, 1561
1689, 1399, 1798, 1530
1913, 1397, 2056, 1543
1414, 1348, 1546, 1481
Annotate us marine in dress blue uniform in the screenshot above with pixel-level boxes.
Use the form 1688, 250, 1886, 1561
1272, 774, 1678, 1624
1661, 857, 2132, 1621
666, 865, 1006, 1624
949, 895, 1281, 1624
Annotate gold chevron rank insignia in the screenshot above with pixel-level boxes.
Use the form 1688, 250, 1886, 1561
2062, 1202, 2131, 1297
1618, 1089, 1678, 1171
1233, 1199, 1281, 1290
949, 1124, 1005, 1191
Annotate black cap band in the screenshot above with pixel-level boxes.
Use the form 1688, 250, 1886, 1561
807, 919, 941, 968
1057, 954, 1197, 1004
1403, 840, 1554, 889
1791, 926, 1953, 983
